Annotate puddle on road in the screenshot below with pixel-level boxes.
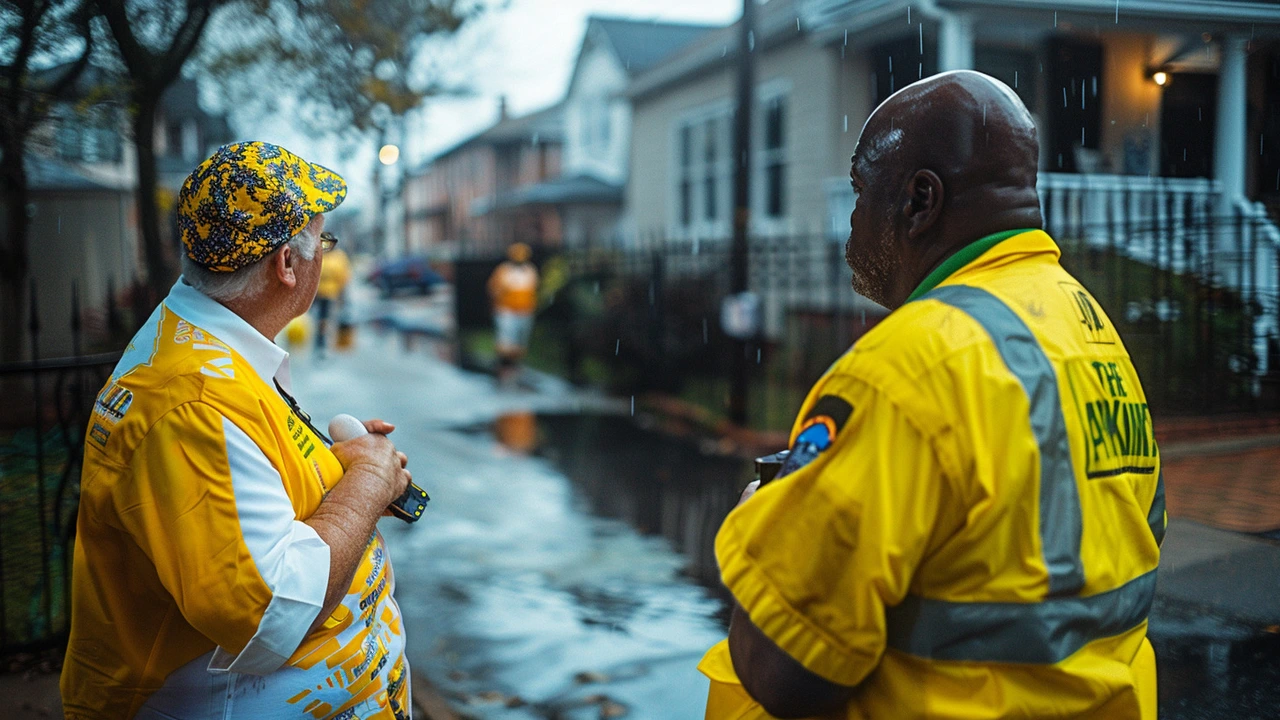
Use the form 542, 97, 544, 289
1149, 599, 1280, 720
388, 411, 1279, 719
382, 413, 743, 720
532, 414, 753, 609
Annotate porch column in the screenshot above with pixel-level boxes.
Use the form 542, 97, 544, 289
1214, 35, 1248, 212
938, 12, 975, 72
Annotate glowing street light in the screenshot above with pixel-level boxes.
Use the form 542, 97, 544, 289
379, 144, 401, 165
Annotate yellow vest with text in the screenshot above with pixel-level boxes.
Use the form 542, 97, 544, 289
61, 304, 408, 719
700, 230, 1164, 719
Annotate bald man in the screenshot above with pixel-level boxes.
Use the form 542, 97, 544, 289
699, 71, 1163, 720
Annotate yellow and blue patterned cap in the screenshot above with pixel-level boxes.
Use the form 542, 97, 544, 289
178, 141, 347, 272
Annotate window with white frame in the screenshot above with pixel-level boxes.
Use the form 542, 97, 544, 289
671, 90, 787, 236
679, 123, 694, 228
579, 98, 612, 153
579, 103, 593, 149
704, 115, 722, 223
759, 94, 787, 220
673, 107, 732, 237
597, 99, 612, 148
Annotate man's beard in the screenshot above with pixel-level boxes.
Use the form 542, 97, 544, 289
847, 221, 899, 308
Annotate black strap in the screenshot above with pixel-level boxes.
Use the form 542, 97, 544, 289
273, 379, 333, 446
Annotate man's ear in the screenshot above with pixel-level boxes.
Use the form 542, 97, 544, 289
273, 245, 298, 289
903, 169, 945, 240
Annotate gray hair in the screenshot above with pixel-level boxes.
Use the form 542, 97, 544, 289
182, 219, 321, 303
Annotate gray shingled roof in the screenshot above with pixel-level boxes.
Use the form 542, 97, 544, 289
475, 174, 623, 214
628, 0, 804, 101
591, 17, 720, 76
419, 102, 564, 168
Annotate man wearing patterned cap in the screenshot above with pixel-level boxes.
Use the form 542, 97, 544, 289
62, 142, 416, 719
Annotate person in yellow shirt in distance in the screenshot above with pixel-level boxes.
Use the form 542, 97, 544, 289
314, 243, 352, 354
487, 242, 539, 384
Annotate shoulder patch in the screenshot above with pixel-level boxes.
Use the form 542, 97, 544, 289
88, 422, 112, 450
94, 383, 133, 424
778, 395, 854, 478
1058, 282, 1116, 345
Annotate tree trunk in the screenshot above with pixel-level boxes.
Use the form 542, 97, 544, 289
132, 93, 173, 304
0, 136, 31, 363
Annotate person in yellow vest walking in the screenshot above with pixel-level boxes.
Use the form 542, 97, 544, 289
487, 242, 539, 383
314, 244, 352, 354
62, 142, 416, 719
700, 71, 1164, 720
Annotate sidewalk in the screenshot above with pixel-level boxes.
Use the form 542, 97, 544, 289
0, 668, 61, 720
1158, 518, 1280, 626
1162, 433, 1280, 534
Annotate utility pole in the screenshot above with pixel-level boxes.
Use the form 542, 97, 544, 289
373, 126, 387, 257
729, 0, 756, 426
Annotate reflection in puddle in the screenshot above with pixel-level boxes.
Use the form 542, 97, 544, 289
494, 411, 538, 455
386, 416, 729, 720
533, 414, 751, 603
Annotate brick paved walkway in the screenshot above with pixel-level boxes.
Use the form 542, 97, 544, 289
1163, 439, 1280, 534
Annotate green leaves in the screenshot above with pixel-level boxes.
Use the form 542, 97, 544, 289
199, 0, 482, 135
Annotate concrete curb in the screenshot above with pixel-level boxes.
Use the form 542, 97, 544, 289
1160, 432, 1280, 460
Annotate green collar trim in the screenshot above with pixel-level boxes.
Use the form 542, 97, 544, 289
905, 228, 1034, 303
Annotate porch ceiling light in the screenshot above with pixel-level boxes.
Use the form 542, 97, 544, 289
1151, 70, 1169, 87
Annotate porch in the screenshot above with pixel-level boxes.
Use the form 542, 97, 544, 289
805, 0, 1280, 206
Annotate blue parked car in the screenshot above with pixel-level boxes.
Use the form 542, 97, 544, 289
367, 256, 445, 297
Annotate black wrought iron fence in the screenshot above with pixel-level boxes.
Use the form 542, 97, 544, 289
467, 203, 1280, 426
1, 282, 123, 655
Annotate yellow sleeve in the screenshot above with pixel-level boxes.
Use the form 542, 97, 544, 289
715, 374, 960, 687
115, 402, 277, 658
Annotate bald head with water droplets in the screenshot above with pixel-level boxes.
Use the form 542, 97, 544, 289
845, 70, 1043, 309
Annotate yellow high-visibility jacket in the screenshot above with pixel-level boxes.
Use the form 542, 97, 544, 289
701, 230, 1163, 720
61, 280, 410, 720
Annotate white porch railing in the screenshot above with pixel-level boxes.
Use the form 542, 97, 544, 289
1041, 172, 1280, 379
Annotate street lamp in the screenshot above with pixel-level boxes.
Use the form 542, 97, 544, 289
374, 140, 401, 256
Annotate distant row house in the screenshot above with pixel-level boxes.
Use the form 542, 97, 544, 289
401, 17, 717, 255
402, 99, 564, 252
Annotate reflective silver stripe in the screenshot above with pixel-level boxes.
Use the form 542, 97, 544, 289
885, 569, 1157, 663
1149, 469, 1166, 546
923, 285, 1085, 595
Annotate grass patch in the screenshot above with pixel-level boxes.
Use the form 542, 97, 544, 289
0, 427, 74, 648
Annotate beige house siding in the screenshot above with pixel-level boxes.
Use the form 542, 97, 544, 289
628, 37, 866, 241
628, 66, 730, 239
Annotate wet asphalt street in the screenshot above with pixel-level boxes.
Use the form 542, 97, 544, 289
293, 308, 725, 719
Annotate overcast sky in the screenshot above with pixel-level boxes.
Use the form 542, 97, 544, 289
232, 0, 741, 216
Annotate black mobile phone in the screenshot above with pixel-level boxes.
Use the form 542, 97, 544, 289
754, 450, 791, 486
388, 483, 430, 523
